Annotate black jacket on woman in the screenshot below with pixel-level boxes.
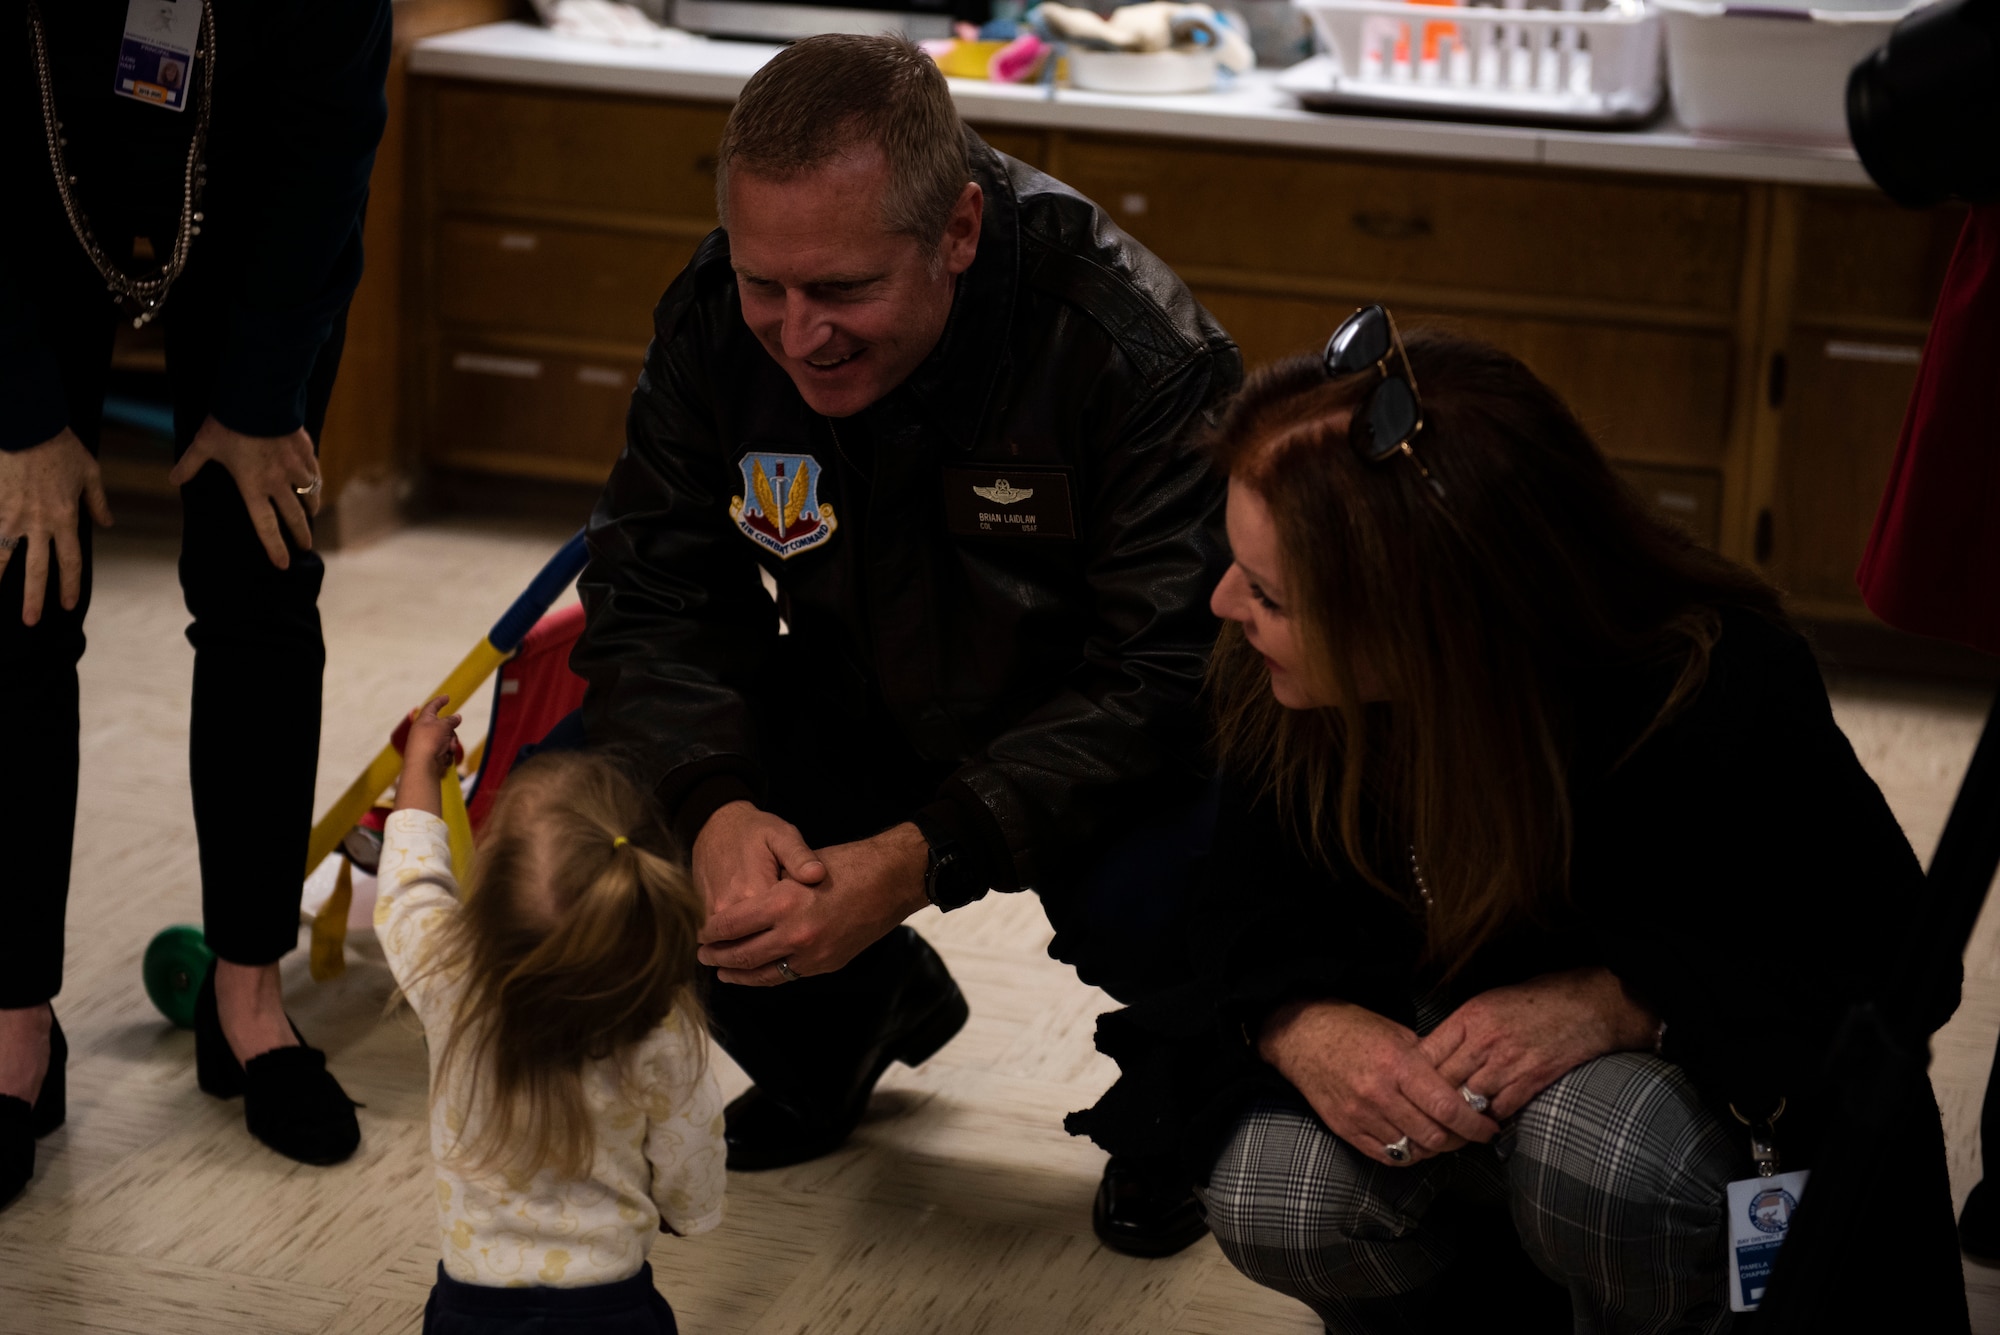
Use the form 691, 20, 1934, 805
1069, 608, 1964, 1304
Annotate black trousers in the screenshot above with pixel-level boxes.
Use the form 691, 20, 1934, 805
0, 215, 341, 1008
709, 730, 1215, 1119
424, 1262, 678, 1335
704, 778, 1216, 1121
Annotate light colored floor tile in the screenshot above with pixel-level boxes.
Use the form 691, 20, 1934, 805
0, 1237, 350, 1335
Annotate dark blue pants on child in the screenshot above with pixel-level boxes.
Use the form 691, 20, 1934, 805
424, 1263, 677, 1335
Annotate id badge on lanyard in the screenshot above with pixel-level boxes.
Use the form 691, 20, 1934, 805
1724, 1098, 1811, 1313
115, 0, 202, 112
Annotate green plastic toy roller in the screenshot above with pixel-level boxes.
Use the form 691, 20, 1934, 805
142, 925, 215, 1030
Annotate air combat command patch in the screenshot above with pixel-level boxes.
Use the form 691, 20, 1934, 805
730, 451, 838, 559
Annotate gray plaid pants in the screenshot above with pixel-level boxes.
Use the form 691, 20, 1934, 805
1196, 1053, 1741, 1335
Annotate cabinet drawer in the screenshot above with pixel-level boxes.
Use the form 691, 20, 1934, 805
1196, 289, 1736, 467
1793, 192, 1965, 325
1615, 464, 1722, 548
435, 220, 696, 343
430, 346, 638, 483
434, 84, 727, 220
974, 126, 1045, 169
1771, 329, 1924, 607
1068, 138, 1748, 314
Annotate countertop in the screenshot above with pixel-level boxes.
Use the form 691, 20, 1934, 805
409, 21, 1873, 188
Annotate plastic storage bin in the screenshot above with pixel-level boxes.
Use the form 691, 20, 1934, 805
1285, 0, 1665, 124
1652, 0, 1926, 143
1068, 49, 1222, 93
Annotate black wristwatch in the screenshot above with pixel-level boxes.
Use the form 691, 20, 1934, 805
913, 813, 988, 912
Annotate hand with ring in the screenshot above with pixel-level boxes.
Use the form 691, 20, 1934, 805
1257, 998, 1499, 1168
1418, 967, 1661, 1121
167, 415, 322, 570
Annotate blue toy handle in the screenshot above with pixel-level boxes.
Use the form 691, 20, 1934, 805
486, 529, 590, 653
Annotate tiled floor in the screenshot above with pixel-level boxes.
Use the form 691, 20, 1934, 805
4, 517, 1995, 1333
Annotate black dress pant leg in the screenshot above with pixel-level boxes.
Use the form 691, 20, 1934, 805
159, 238, 347, 967
0, 236, 118, 1010
703, 926, 936, 1117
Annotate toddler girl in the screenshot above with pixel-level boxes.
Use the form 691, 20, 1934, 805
378, 697, 723, 1335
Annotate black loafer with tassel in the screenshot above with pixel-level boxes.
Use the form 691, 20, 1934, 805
194, 962, 359, 1166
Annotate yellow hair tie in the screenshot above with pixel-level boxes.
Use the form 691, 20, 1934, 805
612, 836, 630, 849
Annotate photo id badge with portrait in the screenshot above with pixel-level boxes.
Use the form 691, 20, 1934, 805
115, 0, 202, 111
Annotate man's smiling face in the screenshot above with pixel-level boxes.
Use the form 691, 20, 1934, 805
726, 146, 980, 419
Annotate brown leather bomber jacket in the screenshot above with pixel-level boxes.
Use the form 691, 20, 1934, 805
571, 135, 1242, 899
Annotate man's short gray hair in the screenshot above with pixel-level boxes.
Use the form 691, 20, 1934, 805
715, 34, 973, 248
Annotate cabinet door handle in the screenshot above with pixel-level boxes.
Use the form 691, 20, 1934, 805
1351, 211, 1433, 241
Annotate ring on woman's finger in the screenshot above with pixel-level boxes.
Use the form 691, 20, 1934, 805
1383, 1135, 1412, 1164
775, 959, 801, 984
1460, 1085, 1491, 1115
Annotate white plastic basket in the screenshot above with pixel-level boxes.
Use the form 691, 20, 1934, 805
1284, 0, 1665, 124
1653, 0, 1922, 143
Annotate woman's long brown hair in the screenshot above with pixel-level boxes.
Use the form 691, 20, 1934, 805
417, 751, 706, 1182
1210, 329, 1786, 974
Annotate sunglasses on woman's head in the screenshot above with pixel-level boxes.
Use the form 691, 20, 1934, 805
1322, 305, 1443, 499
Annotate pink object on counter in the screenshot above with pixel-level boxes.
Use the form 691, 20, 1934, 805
989, 32, 1049, 83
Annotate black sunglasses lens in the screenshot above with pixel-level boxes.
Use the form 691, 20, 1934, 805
1360, 377, 1418, 461
1325, 307, 1391, 376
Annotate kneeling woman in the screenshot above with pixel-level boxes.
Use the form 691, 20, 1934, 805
1072, 315, 1964, 1332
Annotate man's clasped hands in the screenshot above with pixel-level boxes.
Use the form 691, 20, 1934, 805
691, 802, 932, 987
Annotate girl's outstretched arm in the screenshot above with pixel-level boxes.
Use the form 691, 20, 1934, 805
395, 695, 462, 818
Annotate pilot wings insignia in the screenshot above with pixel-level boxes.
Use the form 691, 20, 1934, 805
971, 479, 1034, 506
730, 450, 837, 559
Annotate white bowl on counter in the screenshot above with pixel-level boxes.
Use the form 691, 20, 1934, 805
1067, 48, 1220, 93
1652, 0, 1928, 143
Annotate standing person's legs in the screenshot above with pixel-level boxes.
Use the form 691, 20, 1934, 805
1503, 1052, 1737, 1335
159, 252, 342, 990
0, 232, 119, 1058
157, 231, 359, 1164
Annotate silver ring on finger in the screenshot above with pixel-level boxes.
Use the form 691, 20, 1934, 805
1384, 1135, 1412, 1164
293, 474, 322, 497
775, 959, 801, 984
1460, 1085, 1492, 1115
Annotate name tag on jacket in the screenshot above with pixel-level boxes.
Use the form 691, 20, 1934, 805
941, 468, 1076, 539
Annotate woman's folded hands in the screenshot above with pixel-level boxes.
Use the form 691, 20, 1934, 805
1257, 999, 1498, 1167
1256, 967, 1659, 1166
1418, 966, 1661, 1121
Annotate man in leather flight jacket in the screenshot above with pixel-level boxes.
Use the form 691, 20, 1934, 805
571, 35, 1239, 1255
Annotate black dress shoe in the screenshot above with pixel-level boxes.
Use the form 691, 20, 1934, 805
723, 944, 969, 1172
1093, 1156, 1209, 1258
194, 962, 360, 1166
0, 1008, 66, 1212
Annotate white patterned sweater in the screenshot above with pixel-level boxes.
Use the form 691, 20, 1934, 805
375, 809, 726, 1287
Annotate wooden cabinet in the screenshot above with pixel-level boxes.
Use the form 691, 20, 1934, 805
405, 77, 1957, 622
1759, 190, 1964, 619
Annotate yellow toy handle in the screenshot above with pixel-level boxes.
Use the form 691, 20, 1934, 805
301, 638, 508, 877
441, 767, 477, 890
